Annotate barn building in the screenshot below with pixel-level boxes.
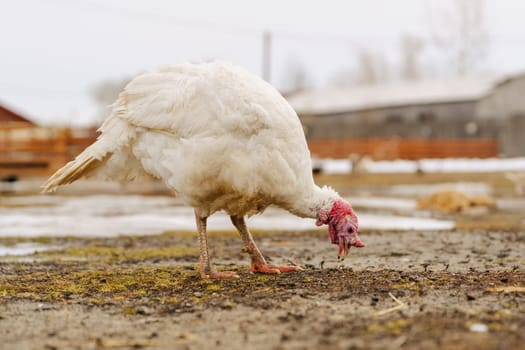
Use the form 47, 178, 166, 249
0, 102, 97, 177
0, 103, 35, 126
286, 73, 525, 159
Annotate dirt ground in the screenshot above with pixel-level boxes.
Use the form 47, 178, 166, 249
0, 173, 524, 350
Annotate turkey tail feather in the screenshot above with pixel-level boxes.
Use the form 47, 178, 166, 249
41, 154, 106, 192
41, 115, 140, 193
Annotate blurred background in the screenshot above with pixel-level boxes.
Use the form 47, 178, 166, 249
0, 0, 525, 176
1, 0, 524, 194
0, 0, 524, 268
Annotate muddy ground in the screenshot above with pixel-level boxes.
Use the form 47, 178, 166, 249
0, 173, 524, 350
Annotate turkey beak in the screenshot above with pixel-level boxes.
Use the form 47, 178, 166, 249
337, 224, 365, 261
337, 238, 352, 261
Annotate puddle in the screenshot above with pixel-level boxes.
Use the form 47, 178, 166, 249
0, 243, 57, 257
358, 213, 454, 231
0, 194, 455, 237
321, 157, 525, 174
350, 197, 416, 211
385, 182, 492, 197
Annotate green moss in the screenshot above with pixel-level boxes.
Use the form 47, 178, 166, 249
390, 276, 435, 292
0, 236, 54, 247
160, 296, 181, 304
63, 283, 85, 294
253, 275, 270, 282
0, 266, 187, 303
367, 319, 412, 335
391, 282, 419, 291
123, 306, 136, 315
87, 297, 106, 305
206, 284, 222, 292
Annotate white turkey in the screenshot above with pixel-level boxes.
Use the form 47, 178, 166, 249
42, 62, 365, 278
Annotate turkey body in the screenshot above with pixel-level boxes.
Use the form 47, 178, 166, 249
43, 62, 363, 279
45, 62, 318, 217
132, 63, 315, 217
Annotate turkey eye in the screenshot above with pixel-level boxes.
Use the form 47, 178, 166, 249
348, 227, 354, 234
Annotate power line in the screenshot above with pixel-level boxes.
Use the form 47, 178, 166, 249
53, 0, 364, 46
58, 0, 259, 36
0, 84, 85, 98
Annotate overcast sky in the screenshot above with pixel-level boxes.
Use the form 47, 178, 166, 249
1, 0, 524, 126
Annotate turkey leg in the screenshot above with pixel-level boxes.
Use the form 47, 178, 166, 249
230, 215, 302, 274
195, 210, 239, 279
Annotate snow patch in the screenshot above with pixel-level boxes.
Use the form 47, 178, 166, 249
358, 214, 454, 231
320, 157, 525, 174
0, 195, 455, 238
350, 197, 416, 211
385, 182, 492, 197
0, 243, 57, 256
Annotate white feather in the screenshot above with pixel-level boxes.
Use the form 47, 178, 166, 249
43, 62, 340, 217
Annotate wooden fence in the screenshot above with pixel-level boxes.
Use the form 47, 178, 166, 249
0, 126, 98, 177
0, 125, 500, 177
307, 138, 499, 159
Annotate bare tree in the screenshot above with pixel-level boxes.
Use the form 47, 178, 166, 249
354, 49, 388, 85
328, 48, 388, 87
400, 33, 424, 80
428, 0, 490, 75
280, 58, 313, 92
91, 77, 130, 122
330, 67, 355, 87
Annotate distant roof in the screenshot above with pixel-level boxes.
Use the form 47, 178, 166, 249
0, 103, 35, 124
286, 74, 518, 115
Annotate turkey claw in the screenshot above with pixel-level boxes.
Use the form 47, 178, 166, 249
250, 263, 303, 274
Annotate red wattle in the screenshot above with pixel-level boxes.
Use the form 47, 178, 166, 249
330, 199, 358, 227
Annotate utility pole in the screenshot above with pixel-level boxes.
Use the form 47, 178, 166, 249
262, 31, 272, 83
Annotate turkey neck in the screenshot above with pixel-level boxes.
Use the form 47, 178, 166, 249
283, 185, 340, 219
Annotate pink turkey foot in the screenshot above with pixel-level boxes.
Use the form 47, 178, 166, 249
250, 262, 303, 274
202, 270, 240, 279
